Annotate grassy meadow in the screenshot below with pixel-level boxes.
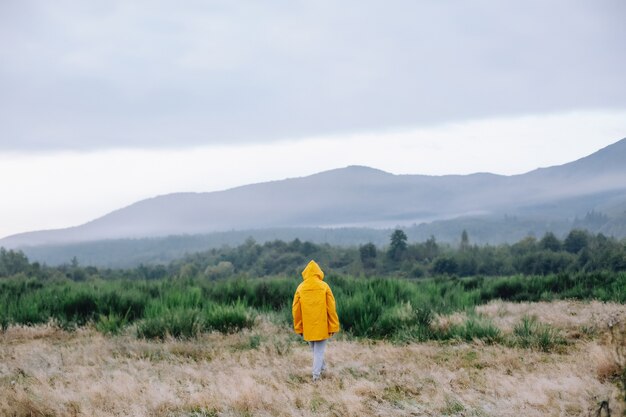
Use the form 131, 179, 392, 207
1, 299, 624, 416
0, 271, 625, 416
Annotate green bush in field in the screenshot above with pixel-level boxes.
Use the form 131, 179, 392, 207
137, 308, 203, 340
57, 290, 99, 325
162, 286, 203, 309
338, 290, 384, 337
136, 316, 169, 340
511, 315, 565, 352
7, 296, 48, 325
440, 316, 502, 344
386, 305, 435, 342
250, 279, 297, 310
166, 309, 203, 339
477, 272, 626, 304
374, 302, 415, 337
0, 310, 8, 332
96, 310, 130, 335
373, 302, 434, 339
203, 278, 297, 311
135, 299, 255, 339
203, 303, 255, 333
97, 289, 148, 321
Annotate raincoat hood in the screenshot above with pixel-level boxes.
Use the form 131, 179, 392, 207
302, 260, 325, 281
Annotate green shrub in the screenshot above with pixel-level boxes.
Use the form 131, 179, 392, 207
512, 315, 536, 348
391, 307, 435, 343
8, 297, 48, 325
162, 286, 203, 309
97, 289, 148, 321
204, 278, 297, 311
0, 310, 8, 332
96, 311, 130, 335
137, 316, 168, 340
511, 315, 565, 352
374, 302, 414, 337
137, 308, 203, 340
168, 309, 203, 339
57, 289, 99, 325
251, 279, 296, 310
454, 317, 501, 344
203, 303, 255, 333
337, 290, 384, 337
373, 302, 434, 340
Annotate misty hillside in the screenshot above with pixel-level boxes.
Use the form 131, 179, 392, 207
2, 138, 626, 252
18, 213, 623, 267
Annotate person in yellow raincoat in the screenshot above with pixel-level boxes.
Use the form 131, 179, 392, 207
292, 260, 340, 381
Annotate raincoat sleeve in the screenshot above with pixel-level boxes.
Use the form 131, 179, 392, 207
326, 286, 340, 334
292, 288, 303, 335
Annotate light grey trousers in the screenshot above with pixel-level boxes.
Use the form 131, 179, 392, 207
309, 339, 328, 378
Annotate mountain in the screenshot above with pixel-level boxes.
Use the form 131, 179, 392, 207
2, 138, 626, 251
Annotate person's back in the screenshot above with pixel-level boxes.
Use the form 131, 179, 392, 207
292, 260, 340, 381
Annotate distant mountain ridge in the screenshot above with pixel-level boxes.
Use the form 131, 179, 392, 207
2, 138, 626, 249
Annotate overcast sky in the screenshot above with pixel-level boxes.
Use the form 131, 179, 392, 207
1, 1, 626, 238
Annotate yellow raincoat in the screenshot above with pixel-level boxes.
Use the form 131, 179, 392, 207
292, 260, 340, 341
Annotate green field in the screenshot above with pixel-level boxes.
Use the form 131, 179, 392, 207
1, 272, 624, 346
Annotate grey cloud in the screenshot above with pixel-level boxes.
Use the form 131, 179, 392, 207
1, 0, 625, 150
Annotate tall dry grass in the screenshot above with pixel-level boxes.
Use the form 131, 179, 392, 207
0, 301, 624, 417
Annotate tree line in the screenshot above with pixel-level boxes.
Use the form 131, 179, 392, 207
1, 228, 625, 281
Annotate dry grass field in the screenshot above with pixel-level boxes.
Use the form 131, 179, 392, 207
1, 300, 624, 417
